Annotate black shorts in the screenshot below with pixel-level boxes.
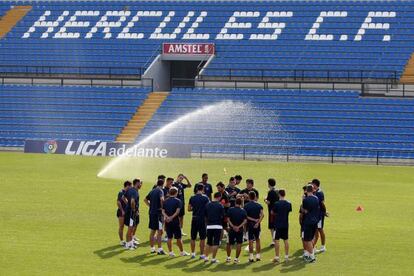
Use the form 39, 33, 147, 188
207, 228, 221, 246
302, 224, 317, 242
149, 213, 163, 231
274, 227, 289, 240
191, 218, 207, 240
117, 209, 124, 218
228, 229, 244, 245
166, 221, 182, 239
247, 224, 261, 241
124, 213, 139, 227
317, 216, 325, 229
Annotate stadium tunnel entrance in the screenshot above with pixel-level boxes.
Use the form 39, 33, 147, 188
143, 56, 209, 91
143, 43, 214, 91
170, 60, 206, 88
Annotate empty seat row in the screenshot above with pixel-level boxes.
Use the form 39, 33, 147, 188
0, 84, 151, 145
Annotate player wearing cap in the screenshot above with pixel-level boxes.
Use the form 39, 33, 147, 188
225, 198, 247, 264
244, 191, 264, 262
204, 192, 225, 263
188, 184, 210, 259
271, 189, 292, 263
162, 187, 189, 257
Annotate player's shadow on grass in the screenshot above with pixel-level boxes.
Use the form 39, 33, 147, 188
94, 244, 125, 259
94, 242, 150, 260
252, 262, 277, 272
260, 245, 274, 253
121, 253, 177, 266
164, 257, 200, 269
207, 261, 251, 272
181, 259, 252, 273
279, 249, 306, 273
181, 261, 210, 272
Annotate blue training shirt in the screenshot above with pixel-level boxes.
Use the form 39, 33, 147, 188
302, 195, 320, 226
146, 187, 164, 215
273, 199, 292, 228
205, 201, 225, 226
194, 182, 213, 199
117, 189, 126, 210
162, 197, 181, 224
189, 193, 210, 219
244, 201, 263, 224
125, 188, 139, 213
173, 181, 188, 205
314, 189, 325, 216
227, 206, 247, 226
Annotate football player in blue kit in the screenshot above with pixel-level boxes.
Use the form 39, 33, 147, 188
117, 181, 131, 246
225, 198, 247, 264
162, 187, 189, 257
244, 190, 264, 262
271, 189, 292, 263
188, 184, 210, 259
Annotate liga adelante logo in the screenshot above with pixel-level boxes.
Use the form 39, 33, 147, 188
43, 140, 58, 154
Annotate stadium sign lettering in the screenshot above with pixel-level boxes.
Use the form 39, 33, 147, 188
22, 10, 396, 41
65, 141, 106, 156
24, 140, 191, 158
163, 43, 215, 55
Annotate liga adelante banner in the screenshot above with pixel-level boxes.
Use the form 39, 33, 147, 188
24, 140, 191, 158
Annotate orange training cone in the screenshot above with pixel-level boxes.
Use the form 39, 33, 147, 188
356, 205, 364, 212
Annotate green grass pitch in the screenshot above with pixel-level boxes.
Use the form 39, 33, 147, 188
1, 152, 413, 275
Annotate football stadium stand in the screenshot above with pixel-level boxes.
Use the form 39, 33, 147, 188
0, 1, 414, 162
0, 1, 413, 80
138, 88, 414, 159
0, 84, 150, 147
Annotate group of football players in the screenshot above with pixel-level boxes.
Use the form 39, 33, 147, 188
116, 174, 327, 264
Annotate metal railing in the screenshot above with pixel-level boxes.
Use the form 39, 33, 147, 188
170, 77, 414, 97
199, 68, 399, 84
0, 75, 153, 89
0, 64, 144, 79
193, 144, 414, 165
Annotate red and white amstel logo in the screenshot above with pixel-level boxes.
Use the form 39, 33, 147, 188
163, 43, 215, 55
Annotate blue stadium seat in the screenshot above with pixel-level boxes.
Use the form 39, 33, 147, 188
137, 88, 414, 159
0, 1, 413, 79
0, 84, 150, 146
